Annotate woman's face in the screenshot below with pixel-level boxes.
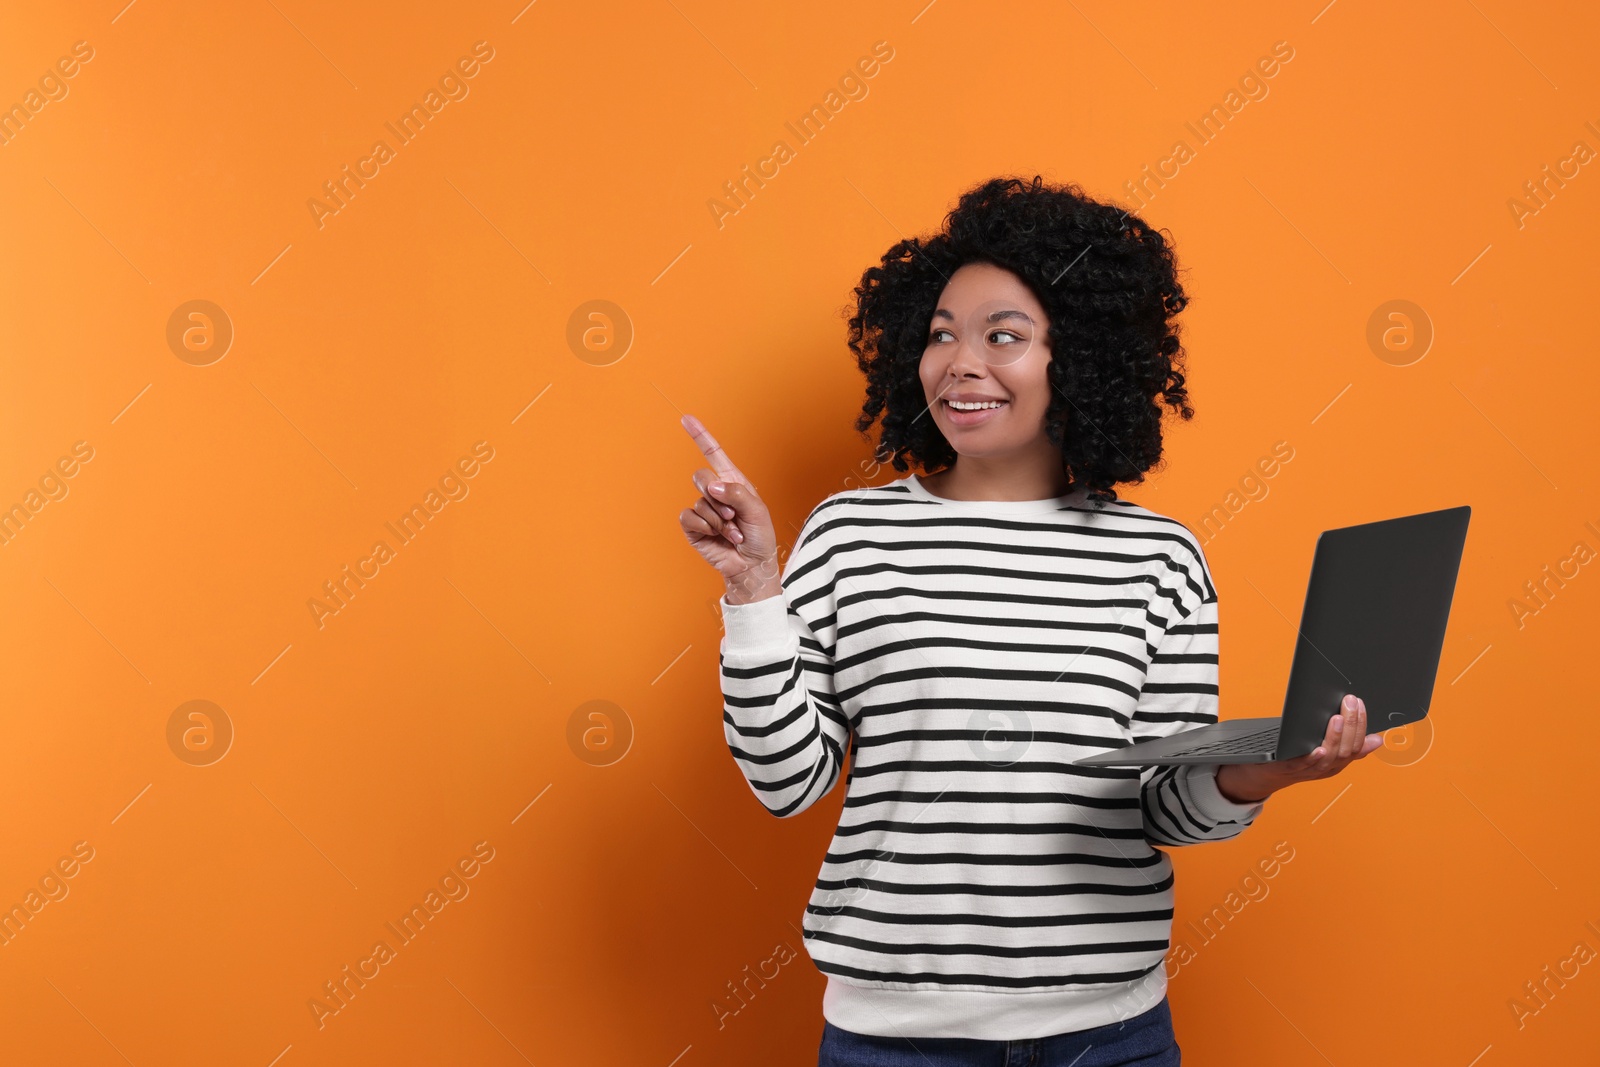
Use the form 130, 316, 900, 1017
919, 261, 1056, 459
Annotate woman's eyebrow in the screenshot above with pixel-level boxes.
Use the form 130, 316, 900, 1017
987, 309, 1035, 324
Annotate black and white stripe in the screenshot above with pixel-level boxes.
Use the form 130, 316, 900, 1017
718, 475, 1263, 1029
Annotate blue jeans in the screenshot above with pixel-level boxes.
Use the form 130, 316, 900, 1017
817, 995, 1181, 1067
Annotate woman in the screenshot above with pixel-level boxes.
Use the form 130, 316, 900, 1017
680, 176, 1380, 1066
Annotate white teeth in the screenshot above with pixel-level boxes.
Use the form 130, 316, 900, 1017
947, 400, 1004, 411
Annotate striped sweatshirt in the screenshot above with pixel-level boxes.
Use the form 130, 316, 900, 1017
718, 473, 1265, 1041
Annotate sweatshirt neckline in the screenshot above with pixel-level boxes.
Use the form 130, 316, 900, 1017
902, 474, 1088, 514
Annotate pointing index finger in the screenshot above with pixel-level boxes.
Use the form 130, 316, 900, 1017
681, 414, 746, 484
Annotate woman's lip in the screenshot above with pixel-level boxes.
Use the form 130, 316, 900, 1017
941, 398, 1008, 426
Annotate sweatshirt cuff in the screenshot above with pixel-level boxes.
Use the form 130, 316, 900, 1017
1183, 763, 1267, 824
719, 593, 796, 657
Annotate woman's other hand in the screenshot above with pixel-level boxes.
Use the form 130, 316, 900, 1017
679, 414, 782, 603
1214, 695, 1384, 804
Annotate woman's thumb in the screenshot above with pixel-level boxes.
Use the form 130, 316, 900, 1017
709, 479, 762, 520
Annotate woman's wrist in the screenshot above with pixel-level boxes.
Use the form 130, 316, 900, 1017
1214, 763, 1276, 805
724, 577, 782, 605
723, 554, 783, 605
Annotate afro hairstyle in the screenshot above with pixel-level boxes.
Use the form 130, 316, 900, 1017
844, 174, 1194, 509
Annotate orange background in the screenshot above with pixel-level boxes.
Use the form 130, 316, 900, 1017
1, 1, 1596, 1063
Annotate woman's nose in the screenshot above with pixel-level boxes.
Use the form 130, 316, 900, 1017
948, 331, 989, 373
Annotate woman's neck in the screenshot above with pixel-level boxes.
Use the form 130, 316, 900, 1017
921, 455, 1073, 502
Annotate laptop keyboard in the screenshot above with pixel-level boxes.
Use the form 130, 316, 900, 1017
1177, 728, 1279, 757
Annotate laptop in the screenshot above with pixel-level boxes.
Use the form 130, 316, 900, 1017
1073, 503, 1471, 767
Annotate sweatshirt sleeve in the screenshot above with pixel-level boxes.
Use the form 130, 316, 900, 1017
718, 505, 851, 819
1132, 544, 1266, 847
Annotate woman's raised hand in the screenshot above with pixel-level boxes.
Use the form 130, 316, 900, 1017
679, 414, 782, 603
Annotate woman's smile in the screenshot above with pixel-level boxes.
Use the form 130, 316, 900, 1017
939, 396, 1009, 428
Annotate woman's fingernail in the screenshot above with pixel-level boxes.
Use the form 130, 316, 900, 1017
709, 482, 725, 494
1333, 716, 1344, 731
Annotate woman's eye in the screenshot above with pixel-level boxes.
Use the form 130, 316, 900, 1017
988, 330, 1023, 345
929, 328, 954, 343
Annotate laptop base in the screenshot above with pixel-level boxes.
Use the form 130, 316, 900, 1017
1075, 716, 1284, 767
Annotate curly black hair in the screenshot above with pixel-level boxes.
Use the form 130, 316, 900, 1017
844, 175, 1193, 509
